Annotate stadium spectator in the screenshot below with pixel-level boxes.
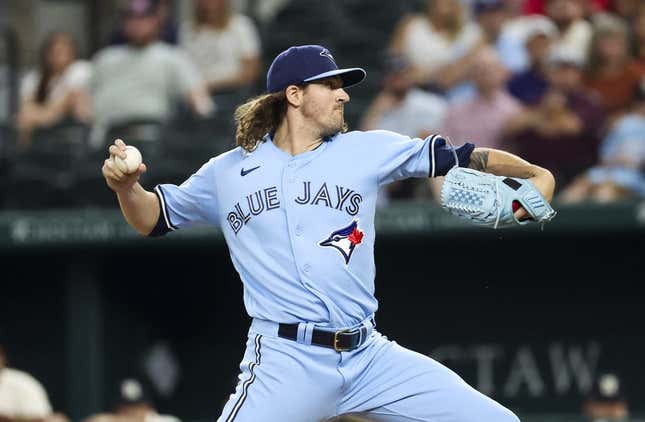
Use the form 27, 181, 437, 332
507, 26, 555, 105
360, 54, 446, 138
585, 13, 644, 119
474, 0, 508, 46
16, 32, 91, 148
479, 0, 559, 72
560, 77, 645, 203
89, 0, 213, 147
441, 47, 522, 149
445, 0, 516, 103
0, 338, 67, 422
360, 54, 447, 204
108, 0, 178, 46
504, 48, 605, 189
581, 373, 630, 422
388, 0, 482, 93
84, 379, 179, 422
545, 0, 593, 66
495, 13, 558, 73
180, 0, 261, 95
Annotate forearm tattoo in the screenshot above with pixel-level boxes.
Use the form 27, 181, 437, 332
468, 149, 489, 171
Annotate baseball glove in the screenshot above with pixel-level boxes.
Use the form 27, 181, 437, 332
440, 167, 556, 229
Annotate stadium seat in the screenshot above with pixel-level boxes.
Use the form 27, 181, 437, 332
156, 115, 234, 186
26, 120, 90, 171
0, 122, 16, 208
3, 121, 89, 209
102, 119, 165, 161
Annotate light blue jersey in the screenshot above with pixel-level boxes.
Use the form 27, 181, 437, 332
143, 44, 522, 421
154, 131, 473, 328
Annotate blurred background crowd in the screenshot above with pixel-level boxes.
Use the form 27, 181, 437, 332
0, 0, 643, 209
0, 1, 644, 422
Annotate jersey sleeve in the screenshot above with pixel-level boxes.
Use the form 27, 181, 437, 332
150, 158, 220, 236
374, 131, 475, 186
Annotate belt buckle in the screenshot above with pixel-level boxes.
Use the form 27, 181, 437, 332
333, 329, 351, 352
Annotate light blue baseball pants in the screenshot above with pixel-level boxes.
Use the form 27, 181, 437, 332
217, 318, 520, 422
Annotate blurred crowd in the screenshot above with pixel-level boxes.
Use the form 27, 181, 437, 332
1, 0, 644, 209
362, 0, 645, 204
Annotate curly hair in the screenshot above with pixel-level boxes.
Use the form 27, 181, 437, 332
234, 92, 287, 152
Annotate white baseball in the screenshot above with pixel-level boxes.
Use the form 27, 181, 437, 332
114, 145, 142, 174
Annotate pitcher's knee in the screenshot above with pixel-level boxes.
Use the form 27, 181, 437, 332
458, 397, 521, 422
500, 408, 521, 422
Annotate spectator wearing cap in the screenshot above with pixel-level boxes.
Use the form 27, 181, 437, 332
89, 0, 214, 147
0, 336, 68, 422
560, 77, 645, 203
179, 0, 261, 95
507, 25, 555, 105
388, 0, 483, 93
441, 47, 521, 150
108, 0, 178, 46
84, 379, 180, 422
505, 48, 605, 189
582, 373, 629, 421
585, 13, 645, 119
360, 54, 447, 203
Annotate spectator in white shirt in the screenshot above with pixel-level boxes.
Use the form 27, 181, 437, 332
17, 32, 91, 147
388, 0, 483, 93
180, 0, 261, 94
360, 54, 446, 139
0, 341, 67, 422
90, 0, 214, 147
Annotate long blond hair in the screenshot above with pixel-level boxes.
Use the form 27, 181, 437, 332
234, 92, 287, 152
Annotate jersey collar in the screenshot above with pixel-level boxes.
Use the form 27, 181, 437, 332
263, 133, 332, 163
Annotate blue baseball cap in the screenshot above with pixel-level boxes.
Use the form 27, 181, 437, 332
266, 45, 366, 93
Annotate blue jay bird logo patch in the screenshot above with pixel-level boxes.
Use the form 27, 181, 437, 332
319, 220, 364, 264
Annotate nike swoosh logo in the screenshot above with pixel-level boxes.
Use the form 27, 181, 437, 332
240, 166, 261, 176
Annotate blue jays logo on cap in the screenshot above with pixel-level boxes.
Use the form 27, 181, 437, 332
319, 220, 364, 264
319, 48, 335, 64
267, 45, 366, 93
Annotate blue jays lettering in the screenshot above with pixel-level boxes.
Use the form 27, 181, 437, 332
226, 182, 362, 234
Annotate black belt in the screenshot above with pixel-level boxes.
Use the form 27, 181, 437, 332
278, 320, 374, 352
